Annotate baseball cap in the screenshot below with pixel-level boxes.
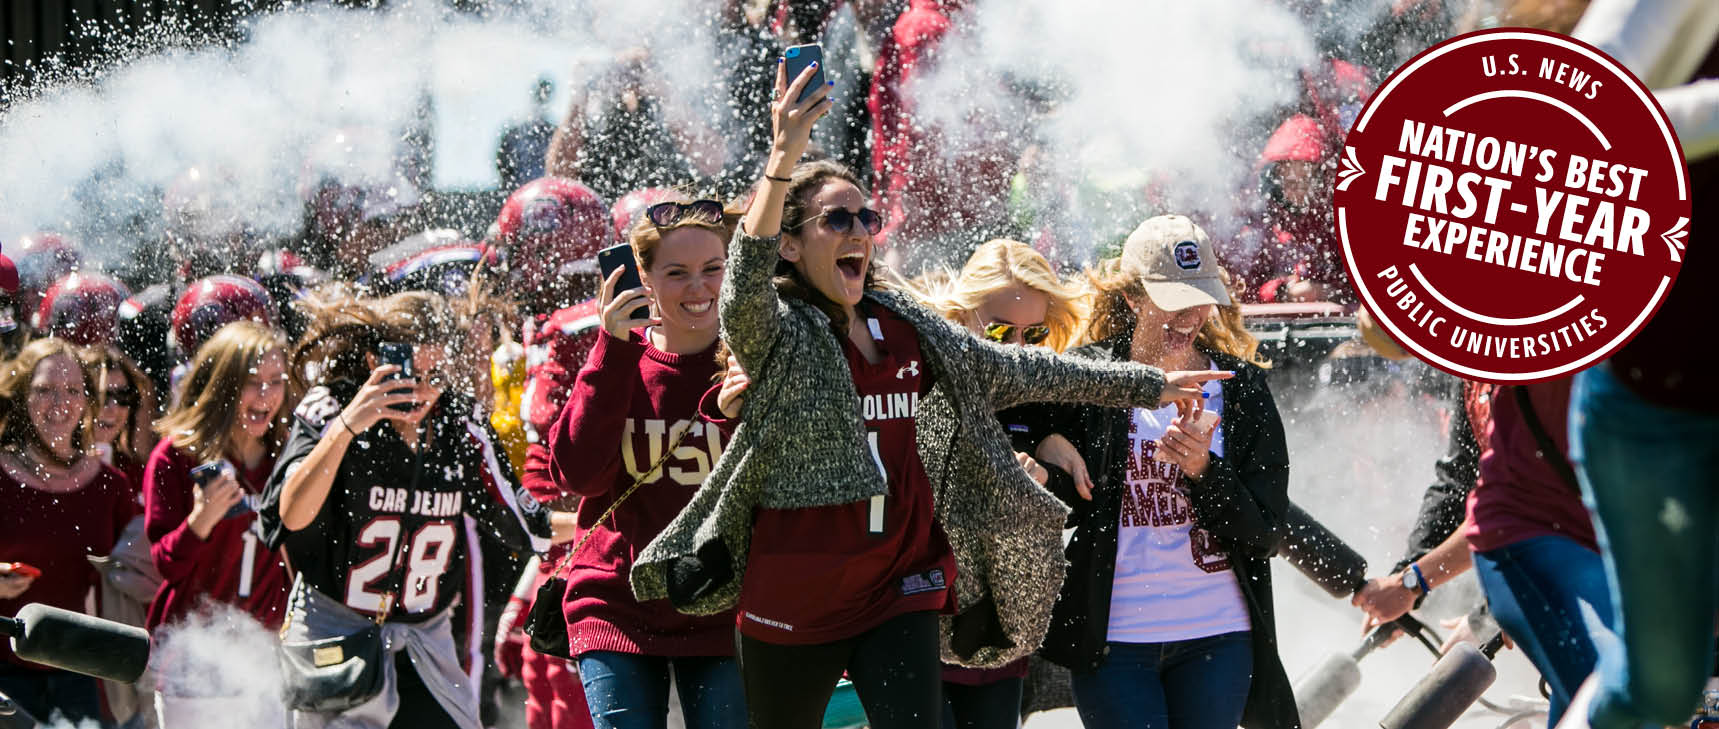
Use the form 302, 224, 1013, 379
1120, 215, 1232, 311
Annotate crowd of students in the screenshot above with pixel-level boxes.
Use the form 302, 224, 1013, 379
2, 1, 1716, 729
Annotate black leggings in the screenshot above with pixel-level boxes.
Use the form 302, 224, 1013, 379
942, 677, 1024, 729
390, 651, 461, 729
736, 610, 942, 729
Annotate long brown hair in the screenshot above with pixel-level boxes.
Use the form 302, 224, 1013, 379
775, 159, 884, 333
0, 338, 94, 455
292, 290, 459, 392
77, 345, 158, 463
1080, 257, 1269, 368
156, 321, 290, 462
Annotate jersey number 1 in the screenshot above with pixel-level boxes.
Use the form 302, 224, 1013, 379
867, 430, 886, 535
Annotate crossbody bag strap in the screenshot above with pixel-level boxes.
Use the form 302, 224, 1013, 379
1510, 386, 1582, 493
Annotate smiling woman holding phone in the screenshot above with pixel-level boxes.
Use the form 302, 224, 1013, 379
628, 59, 1228, 729
258, 291, 575, 729
143, 320, 293, 632
1025, 215, 1299, 729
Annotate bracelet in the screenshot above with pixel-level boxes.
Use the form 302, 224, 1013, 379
763, 173, 792, 183
338, 415, 358, 437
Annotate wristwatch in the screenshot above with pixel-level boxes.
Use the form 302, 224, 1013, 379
1402, 563, 1430, 596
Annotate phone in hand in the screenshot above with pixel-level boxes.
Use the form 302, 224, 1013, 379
190, 461, 251, 520
2, 562, 42, 580
376, 341, 421, 412
782, 43, 827, 103
597, 243, 650, 321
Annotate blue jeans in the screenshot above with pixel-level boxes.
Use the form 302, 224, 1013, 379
1069, 632, 1253, 729
577, 652, 747, 729
1473, 534, 1616, 725
1571, 364, 1719, 729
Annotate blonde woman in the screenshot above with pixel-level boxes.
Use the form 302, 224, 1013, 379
1025, 215, 1297, 729
921, 238, 1086, 729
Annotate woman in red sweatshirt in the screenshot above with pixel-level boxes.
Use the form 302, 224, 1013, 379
545, 198, 747, 729
143, 320, 292, 631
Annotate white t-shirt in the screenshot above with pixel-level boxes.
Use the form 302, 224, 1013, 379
1106, 372, 1251, 643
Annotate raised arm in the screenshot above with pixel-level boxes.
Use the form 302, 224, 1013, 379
722, 58, 833, 366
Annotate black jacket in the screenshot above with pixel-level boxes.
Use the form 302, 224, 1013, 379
1028, 337, 1300, 729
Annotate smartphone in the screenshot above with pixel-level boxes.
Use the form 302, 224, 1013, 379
377, 341, 419, 412
2, 562, 42, 580
782, 43, 827, 103
190, 460, 251, 520
597, 243, 650, 321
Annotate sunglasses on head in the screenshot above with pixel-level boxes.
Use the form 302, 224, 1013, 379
983, 322, 1051, 346
646, 200, 725, 228
795, 207, 885, 236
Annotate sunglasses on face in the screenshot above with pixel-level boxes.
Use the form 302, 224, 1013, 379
646, 200, 725, 227
102, 388, 139, 409
983, 322, 1051, 346
796, 207, 885, 236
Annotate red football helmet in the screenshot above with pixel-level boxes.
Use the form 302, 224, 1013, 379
12, 233, 82, 294
494, 177, 611, 303
171, 275, 276, 358
37, 273, 132, 346
609, 187, 678, 242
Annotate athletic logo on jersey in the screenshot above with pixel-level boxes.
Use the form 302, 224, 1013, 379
295, 386, 342, 427
900, 568, 946, 596
895, 360, 920, 380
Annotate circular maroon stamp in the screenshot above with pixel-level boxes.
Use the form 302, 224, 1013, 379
1334, 28, 1690, 384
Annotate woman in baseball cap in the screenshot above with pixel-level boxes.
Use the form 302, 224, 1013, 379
1027, 215, 1301, 729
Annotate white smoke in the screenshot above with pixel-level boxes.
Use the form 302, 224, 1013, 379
148, 602, 287, 729
903, 0, 1318, 257
0, 0, 727, 271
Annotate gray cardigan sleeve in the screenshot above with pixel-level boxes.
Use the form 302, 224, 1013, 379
954, 323, 1168, 411
718, 230, 784, 369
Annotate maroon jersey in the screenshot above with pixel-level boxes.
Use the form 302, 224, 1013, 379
143, 440, 290, 630
737, 305, 956, 644
0, 464, 132, 669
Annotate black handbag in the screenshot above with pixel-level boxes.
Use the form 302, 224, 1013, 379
524, 417, 701, 659
278, 620, 388, 713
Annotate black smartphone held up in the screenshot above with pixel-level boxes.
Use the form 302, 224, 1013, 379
191, 461, 250, 520
377, 341, 417, 412
597, 243, 650, 321
782, 43, 826, 103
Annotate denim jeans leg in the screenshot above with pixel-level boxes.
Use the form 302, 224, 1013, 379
1070, 643, 1169, 729
669, 656, 749, 729
1571, 364, 1719, 729
1473, 535, 1614, 724
577, 651, 671, 729
1159, 631, 1253, 729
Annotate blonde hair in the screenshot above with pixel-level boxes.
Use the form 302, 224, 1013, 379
923, 239, 1087, 353
0, 338, 94, 454
1080, 257, 1269, 368
157, 321, 289, 462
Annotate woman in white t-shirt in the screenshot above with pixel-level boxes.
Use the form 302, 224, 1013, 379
1028, 215, 1299, 729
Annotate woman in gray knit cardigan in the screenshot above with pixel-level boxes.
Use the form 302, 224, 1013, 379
629, 60, 1230, 729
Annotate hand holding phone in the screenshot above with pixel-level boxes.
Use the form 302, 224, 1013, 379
598, 243, 653, 337
377, 342, 418, 412
782, 44, 827, 103
1, 562, 42, 580
193, 461, 250, 520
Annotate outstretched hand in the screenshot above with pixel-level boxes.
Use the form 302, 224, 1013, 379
1158, 370, 1233, 420
767, 58, 833, 174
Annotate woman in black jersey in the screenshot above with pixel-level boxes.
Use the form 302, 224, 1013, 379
258, 291, 575, 729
